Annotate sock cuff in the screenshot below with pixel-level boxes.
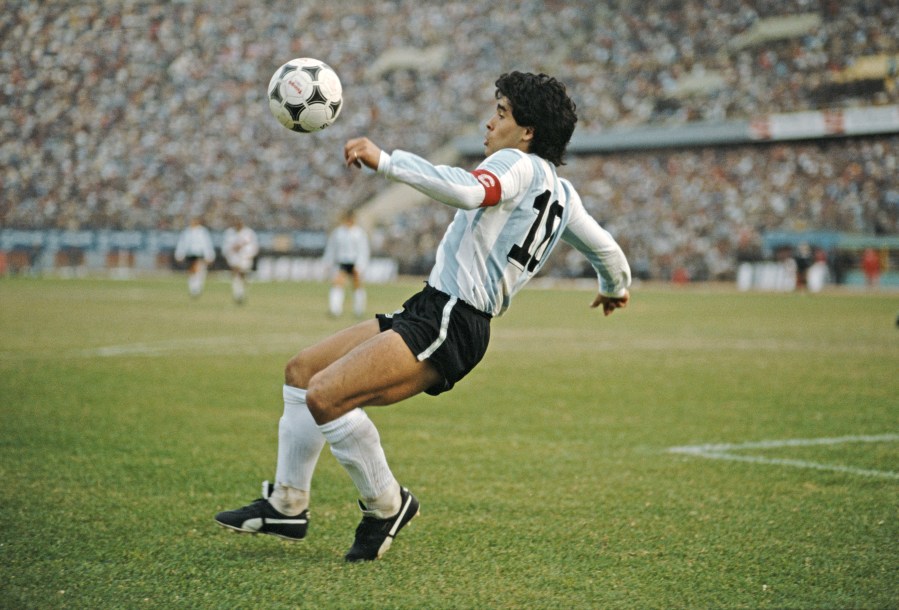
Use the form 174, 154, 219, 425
318, 408, 367, 444
283, 385, 307, 405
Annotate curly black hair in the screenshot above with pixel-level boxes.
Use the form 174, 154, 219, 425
494, 72, 578, 167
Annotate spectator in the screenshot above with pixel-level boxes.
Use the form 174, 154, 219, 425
794, 242, 813, 290
861, 247, 882, 287
807, 247, 829, 293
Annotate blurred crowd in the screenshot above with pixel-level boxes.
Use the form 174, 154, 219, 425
2, 1, 897, 278
565, 135, 898, 281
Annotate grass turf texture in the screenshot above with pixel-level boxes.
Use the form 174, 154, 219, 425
1, 276, 896, 609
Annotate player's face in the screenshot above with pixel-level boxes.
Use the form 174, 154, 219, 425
484, 96, 533, 157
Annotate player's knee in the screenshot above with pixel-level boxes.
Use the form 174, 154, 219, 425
304, 376, 336, 424
284, 350, 315, 388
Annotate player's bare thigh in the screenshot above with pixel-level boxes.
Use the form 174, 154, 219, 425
284, 319, 382, 387
304, 329, 441, 424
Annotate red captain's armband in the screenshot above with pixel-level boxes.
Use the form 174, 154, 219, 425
471, 169, 501, 207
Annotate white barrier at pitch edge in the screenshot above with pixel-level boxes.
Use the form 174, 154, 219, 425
736, 261, 829, 292
254, 256, 398, 284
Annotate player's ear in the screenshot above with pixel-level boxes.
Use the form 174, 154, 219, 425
521, 126, 535, 144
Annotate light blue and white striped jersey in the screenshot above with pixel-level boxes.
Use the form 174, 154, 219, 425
379, 147, 631, 317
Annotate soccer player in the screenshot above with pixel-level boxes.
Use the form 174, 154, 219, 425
323, 210, 370, 317
223, 217, 259, 304
215, 72, 631, 562
174, 217, 216, 298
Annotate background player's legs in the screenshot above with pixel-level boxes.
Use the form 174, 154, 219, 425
231, 270, 246, 303
188, 260, 207, 297
328, 286, 344, 316
351, 269, 366, 317
328, 271, 347, 316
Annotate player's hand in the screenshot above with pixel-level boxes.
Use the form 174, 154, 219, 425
345, 137, 380, 170
591, 290, 629, 316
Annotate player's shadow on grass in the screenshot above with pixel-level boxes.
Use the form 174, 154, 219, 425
215, 531, 346, 563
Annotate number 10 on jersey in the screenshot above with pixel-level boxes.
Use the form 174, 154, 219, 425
507, 190, 564, 273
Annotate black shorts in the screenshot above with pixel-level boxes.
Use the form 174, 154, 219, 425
338, 263, 356, 275
377, 284, 491, 396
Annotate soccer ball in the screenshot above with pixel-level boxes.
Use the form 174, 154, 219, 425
267, 58, 343, 133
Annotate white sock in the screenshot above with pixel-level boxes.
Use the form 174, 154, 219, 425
329, 286, 344, 316
318, 408, 401, 518
353, 288, 367, 316
271, 386, 325, 515
232, 276, 245, 302
196, 265, 207, 292
188, 273, 201, 296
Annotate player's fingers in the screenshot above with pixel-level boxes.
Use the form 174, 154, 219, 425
346, 139, 372, 168
344, 139, 362, 165
603, 298, 625, 316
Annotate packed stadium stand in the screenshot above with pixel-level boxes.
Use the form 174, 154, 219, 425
2, 1, 897, 282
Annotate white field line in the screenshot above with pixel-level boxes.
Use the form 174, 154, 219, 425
668, 434, 899, 479
67, 333, 314, 358
0, 334, 317, 361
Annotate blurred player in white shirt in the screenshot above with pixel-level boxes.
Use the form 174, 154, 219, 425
174, 217, 215, 298
323, 210, 370, 317
223, 217, 259, 304
216, 71, 631, 562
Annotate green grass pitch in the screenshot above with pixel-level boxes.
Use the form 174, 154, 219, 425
1, 276, 896, 608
